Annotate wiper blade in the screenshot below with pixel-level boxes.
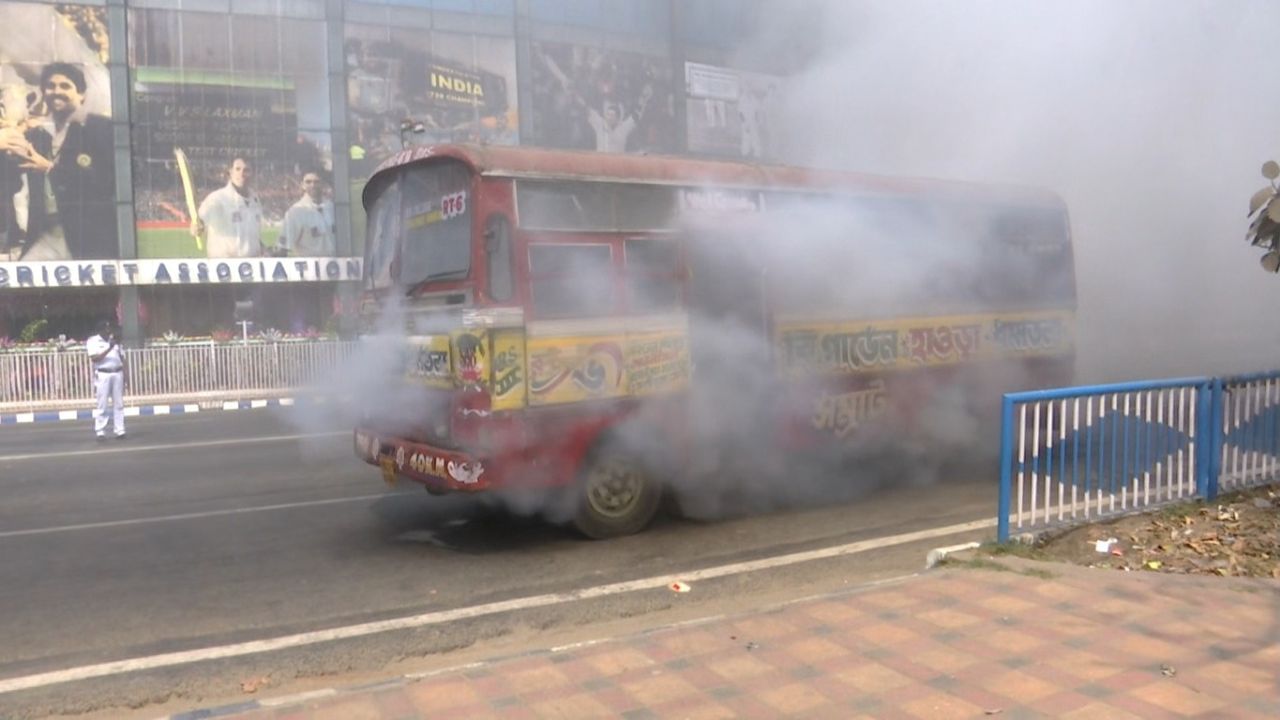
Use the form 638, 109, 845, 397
404, 270, 468, 296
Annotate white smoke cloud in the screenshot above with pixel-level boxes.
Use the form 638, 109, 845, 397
760, 0, 1280, 382
299, 2, 1280, 531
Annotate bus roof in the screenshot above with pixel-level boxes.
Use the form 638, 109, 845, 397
366, 143, 1064, 209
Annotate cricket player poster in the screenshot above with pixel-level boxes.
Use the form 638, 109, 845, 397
127, 8, 337, 262
0, 2, 117, 265
684, 62, 782, 160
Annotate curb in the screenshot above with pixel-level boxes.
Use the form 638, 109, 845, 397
157, 576, 920, 720
925, 540, 982, 569
0, 403, 201, 425
219, 398, 295, 411
0, 397, 343, 425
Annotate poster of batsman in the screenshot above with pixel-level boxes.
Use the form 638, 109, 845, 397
129, 66, 334, 259
124, 8, 341, 261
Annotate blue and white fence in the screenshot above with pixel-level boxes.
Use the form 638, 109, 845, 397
997, 371, 1280, 541
0, 340, 360, 412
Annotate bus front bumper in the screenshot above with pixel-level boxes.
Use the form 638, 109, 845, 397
354, 428, 491, 492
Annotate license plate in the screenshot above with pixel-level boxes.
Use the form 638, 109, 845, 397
378, 456, 397, 486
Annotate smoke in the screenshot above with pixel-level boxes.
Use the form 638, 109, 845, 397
296, 1, 1280, 531
751, 0, 1280, 382
628, 0, 1280, 517
283, 292, 578, 525
284, 294, 399, 441
610, 196, 1045, 519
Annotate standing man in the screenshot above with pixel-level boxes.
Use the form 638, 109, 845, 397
584, 100, 635, 154
195, 156, 263, 258
279, 172, 335, 256
0, 62, 117, 260
86, 320, 126, 440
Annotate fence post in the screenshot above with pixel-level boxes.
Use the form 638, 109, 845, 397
1206, 378, 1225, 501
997, 394, 1015, 543
1195, 381, 1210, 498
208, 342, 218, 393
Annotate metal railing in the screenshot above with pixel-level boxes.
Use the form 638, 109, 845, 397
0, 341, 360, 411
1218, 372, 1280, 494
997, 371, 1280, 541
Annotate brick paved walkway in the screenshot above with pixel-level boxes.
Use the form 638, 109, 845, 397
202, 557, 1279, 720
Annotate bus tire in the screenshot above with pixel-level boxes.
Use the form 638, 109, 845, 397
572, 442, 662, 539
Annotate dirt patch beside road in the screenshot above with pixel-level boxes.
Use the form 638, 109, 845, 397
988, 483, 1279, 578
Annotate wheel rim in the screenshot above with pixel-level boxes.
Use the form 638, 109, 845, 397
584, 456, 645, 519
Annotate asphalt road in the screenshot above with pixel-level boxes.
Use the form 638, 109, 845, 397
0, 409, 999, 718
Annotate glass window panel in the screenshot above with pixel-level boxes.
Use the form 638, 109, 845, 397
529, 243, 610, 275
291, 74, 332, 130
681, 0, 749, 47
364, 177, 400, 290
128, 8, 179, 67
230, 0, 276, 16
529, 0, 666, 35
624, 237, 678, 274
280, 18, 327, 75
179, 12, 231, 71
627, 275, 680, 313
433, 0, 515, 14
399, 161, 473, 286
276, 0, 326, 19
230, 14, 281, 74
615, 184, 677, 230
517, 181, 614, 231
364, 0, 514, 12
529, 244, 614, 318
625, 238, 680, 312
981, 206, 1074, 307
484, 214, 513, 301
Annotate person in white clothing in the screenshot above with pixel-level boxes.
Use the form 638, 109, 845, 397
195, 157, 263, 258
279, 172, 335, 256
85, 319, 126, 440
585, 101, 636, 154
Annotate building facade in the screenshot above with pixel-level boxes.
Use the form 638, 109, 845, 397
0, 0, 792, 345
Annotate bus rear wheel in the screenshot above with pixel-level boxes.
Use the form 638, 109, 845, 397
572, 445, 661, 539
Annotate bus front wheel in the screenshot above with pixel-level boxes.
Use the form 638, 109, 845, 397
572, 444, 661, 539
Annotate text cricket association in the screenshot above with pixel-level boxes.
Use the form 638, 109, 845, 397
0, 257, 365, 289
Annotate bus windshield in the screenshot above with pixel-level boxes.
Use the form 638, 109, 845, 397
364, 160, 473, 291
364, 178, 399, 291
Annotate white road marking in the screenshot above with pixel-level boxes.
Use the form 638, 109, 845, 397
0, 517, 995, 694
0, 431, 347, 463
0, 493, 395, 539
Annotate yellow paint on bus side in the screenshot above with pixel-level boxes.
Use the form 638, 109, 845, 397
400, 309, 1073, 408
775, 309, 1074, 377
490, 329, 527, 411
404, 335, 454, 389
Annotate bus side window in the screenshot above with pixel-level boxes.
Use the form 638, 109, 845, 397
485, 214, 513, 302
529, 243, 614, 318
624, 238, 680, 313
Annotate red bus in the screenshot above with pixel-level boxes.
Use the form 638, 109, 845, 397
352, 144, 1076, 537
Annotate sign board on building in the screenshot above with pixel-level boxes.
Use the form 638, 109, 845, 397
0, 258, 363, 289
